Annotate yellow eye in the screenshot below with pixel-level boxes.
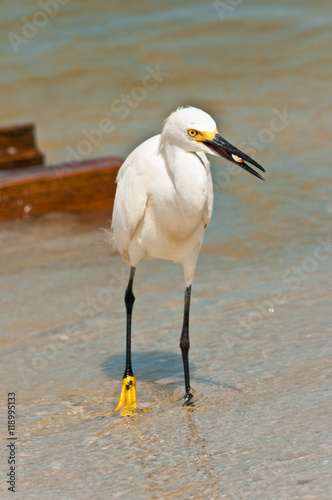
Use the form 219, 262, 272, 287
188, 129, 197, 137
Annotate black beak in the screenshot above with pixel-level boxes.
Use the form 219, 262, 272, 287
204, 133, 265, 181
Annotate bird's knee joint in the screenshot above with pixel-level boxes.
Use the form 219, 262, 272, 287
125, 289, 135, 307
180, 339, 190, 351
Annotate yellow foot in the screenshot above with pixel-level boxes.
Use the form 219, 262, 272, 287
181, 392, 195, 410
115, 375, 137, 410
111, 376, 146, 416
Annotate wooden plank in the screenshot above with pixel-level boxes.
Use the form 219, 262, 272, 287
0, 157, 122, 220
0, 123, 44, 170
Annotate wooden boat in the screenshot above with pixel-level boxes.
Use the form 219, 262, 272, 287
0, 124, 122, 220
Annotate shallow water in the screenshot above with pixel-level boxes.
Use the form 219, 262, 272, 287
1, 1, 332, 498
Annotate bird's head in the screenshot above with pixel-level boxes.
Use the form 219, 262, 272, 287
161, 106, 265, 180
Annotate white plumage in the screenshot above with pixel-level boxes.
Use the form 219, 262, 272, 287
110, 106, 265, 412
112, 107, 216, 287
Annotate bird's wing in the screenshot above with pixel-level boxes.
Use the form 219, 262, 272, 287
112, 162, 148, 258
112, 136, 160, 258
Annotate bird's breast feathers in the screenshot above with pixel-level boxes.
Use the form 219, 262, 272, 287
113, 134, 212, 250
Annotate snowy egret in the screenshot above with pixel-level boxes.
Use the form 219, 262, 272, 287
111, 106, 265, 412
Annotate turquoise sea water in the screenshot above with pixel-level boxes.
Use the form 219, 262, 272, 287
1, 1, 332, 498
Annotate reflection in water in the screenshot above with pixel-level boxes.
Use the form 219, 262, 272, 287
96, 404, 224, 499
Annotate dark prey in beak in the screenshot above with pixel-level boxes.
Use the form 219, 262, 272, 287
204, 133, 266, 181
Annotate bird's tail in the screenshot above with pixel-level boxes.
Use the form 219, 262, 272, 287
102, 226, 118, 253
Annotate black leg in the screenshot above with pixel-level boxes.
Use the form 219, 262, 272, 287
180, 285, 193, 401
114, 266, 137, 412
124, 266, 136, 378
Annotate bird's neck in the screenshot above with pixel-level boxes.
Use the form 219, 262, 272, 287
161, 142, 207, 177
162, 143, 184, 173
160, 142, 209, 215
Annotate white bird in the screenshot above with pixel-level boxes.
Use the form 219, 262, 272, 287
111, 106, 265, 413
